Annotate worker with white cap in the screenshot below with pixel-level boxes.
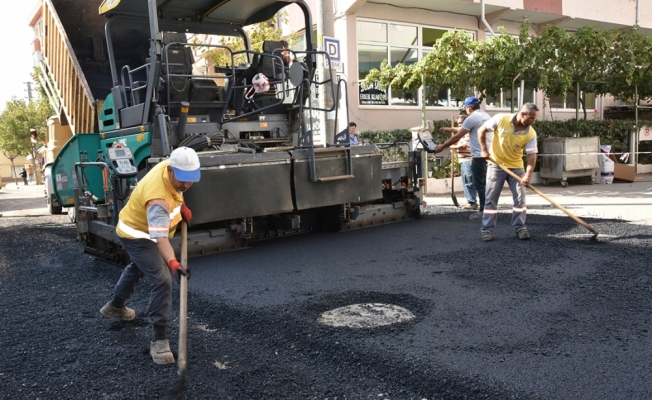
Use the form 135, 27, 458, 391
99, 146, 201, 365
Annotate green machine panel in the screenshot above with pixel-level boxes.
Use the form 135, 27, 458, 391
99, 131, 152, 170
52, 133, 103, 207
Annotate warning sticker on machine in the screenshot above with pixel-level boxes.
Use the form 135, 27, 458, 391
56, 173, 69, 191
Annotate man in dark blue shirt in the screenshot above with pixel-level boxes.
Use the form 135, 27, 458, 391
335, 122, 359, 145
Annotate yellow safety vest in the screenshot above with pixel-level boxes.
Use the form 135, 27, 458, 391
490, 114, 537, 169
116, 160, 183, 241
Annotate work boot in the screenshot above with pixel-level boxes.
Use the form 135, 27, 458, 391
517, 229, 531, 240
462, 203, 478, 210
481, 232, 493, 242
100, 301, 135, 321
469, 211, 482, 220
150, 339, 175, 365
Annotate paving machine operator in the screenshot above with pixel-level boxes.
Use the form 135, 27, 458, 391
100, 147, 199, 365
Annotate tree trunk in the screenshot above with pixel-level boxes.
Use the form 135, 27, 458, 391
421, 74, 427, 128
10, 159, 17, 185
30, 146, 42, 185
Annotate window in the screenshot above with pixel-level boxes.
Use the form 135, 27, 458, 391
293, 29, 317, 52
357, 19, 474, 107
549, 91, 595, 110
424, 85, 474, 108
485, 88, 536, 110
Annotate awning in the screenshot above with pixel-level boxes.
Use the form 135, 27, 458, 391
99, 0, 298, 26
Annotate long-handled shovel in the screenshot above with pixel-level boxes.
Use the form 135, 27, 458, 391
488, 157, 599, 237
165, 221, 189, 399
450, 115, 459, 207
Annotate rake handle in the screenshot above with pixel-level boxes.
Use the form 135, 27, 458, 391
487, 157, 599, 236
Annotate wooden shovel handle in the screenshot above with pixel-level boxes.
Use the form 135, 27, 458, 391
487, 157, 599, 236
178, 221, 188, 371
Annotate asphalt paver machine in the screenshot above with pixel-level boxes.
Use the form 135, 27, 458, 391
49, 0, 425, 263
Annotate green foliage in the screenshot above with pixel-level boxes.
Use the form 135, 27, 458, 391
358, 128, 411, 161
204, 11, 290, 67
361, 21, 652, 119
417, 30, 476, 94
358, 128, 411, 143
473, 23, 538, 100
360, 119, 652, 165
608, 27, 652, 100
359, 119, 465, 146
0, 98, 51, 158
359, 119, 467, 162
363, 30, 475, 126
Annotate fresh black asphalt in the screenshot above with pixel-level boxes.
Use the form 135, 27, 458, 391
1, 188, 650, 399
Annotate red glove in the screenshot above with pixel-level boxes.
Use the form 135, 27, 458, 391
180, 202, 192, 225
168, 259, 190, 283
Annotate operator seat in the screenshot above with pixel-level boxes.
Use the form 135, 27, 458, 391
160, 33, 194, 117
259, 40, 286, 81
250, 40, 288, 112
161, 32, 221, 119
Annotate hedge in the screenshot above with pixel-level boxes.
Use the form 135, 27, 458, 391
359, 119, 652, 164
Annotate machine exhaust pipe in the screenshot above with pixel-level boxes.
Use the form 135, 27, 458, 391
176, 101, 190, 143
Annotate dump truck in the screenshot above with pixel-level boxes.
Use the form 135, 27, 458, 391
39, 0, 426, 264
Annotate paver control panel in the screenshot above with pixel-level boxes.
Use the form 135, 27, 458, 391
107, 146, 138, 177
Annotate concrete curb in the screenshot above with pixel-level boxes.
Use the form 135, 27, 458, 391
1, 182, 45, 194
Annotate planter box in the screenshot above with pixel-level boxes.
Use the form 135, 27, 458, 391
530, 172, 542, 184
637, 164, 652, 174
427, 173, 532, 195
426, 177, 463, 195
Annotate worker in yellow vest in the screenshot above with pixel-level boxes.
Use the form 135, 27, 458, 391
100, 147, 200, 365
478, 103, 539, 242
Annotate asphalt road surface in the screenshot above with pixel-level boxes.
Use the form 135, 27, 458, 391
1, 182, 651, 399
0, 187, 44, 215
187, 204, 651, 399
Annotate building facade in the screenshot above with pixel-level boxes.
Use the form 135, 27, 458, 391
285, 0, 651, 133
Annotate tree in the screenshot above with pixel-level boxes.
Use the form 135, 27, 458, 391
532, 25, 619, 119
607, 26, 652, 102
472, 23, 539, 111
2, 152, 20, 185
199, 11, 291, 67
364, 21, 652, 124
0, 97, 52, 184
563, 26, 618, 119
363, 29, 475, 127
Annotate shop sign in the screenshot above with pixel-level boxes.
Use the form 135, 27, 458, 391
359, 80, 388, 105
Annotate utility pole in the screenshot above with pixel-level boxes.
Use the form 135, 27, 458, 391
316, 0, 335, 145
29, 129, 43, 185
24, 82, 34, 103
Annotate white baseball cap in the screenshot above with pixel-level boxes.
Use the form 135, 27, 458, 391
169, 147, 201, 182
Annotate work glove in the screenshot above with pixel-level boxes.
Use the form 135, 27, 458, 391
180, 202, 192, 226
168, 259, 191, 284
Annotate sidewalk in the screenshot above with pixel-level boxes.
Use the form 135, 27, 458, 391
1, 181, 45, 194
425, 175, 652, 224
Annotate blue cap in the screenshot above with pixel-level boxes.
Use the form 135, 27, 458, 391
463, 96, 481, 107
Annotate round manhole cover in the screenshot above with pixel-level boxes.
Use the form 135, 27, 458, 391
317, 303, 415, 328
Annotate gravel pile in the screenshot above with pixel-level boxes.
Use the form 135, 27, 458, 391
1, 190, 651, 399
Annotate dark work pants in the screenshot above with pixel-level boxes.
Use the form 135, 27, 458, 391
481, 165, 527, 234
461, 160, 477, 204
113, 237, 172, 330
471, 158, 487, 211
